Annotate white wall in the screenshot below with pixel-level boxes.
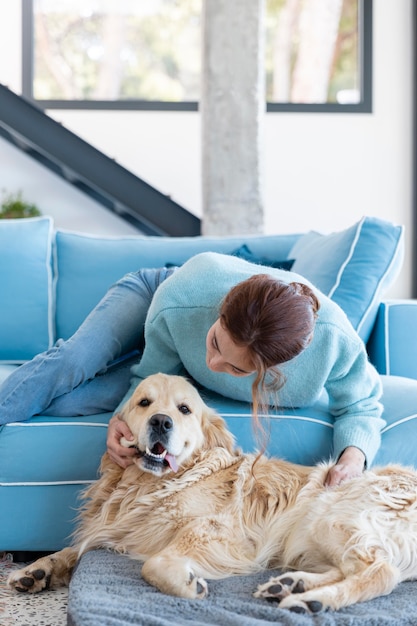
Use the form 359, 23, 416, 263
0, 2, 21, 94
0, 138, 140, 235
0, 2, 412, 297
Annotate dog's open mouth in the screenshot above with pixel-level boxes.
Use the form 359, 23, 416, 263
139, 442, 179, 473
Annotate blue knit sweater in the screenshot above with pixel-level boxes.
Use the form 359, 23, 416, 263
120, 252, 384, 465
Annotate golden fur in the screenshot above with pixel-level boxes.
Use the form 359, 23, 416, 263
8, 373, 417, 614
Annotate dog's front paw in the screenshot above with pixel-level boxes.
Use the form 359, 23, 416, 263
142, 555, 208, 599
255, 573, 326, 614
8, 566, 51, 594
279, 595, 324, 614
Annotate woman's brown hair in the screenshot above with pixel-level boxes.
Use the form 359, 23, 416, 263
220, 274, 320, 423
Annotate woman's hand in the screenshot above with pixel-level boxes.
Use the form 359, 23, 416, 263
325, 446, 366, 487
107, 414, 137, 468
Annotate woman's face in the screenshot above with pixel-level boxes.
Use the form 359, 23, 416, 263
206, 319, 255, 377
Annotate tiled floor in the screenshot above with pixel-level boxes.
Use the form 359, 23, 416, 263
0, 554, 67, 626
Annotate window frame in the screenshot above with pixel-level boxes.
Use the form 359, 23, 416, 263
21, 0, 372, 114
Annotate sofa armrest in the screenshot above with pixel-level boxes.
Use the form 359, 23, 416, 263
367, 300, 417, 380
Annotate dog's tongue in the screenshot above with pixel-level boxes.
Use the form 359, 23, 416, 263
151, 442, 178, 472
165, 453, 178, 472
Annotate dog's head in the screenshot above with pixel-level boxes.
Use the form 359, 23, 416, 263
118, 373, 235, 476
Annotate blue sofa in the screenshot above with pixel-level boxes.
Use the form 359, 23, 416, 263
1, 215, 416, 553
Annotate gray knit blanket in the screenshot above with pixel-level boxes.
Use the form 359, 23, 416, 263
66, 550, 417, 626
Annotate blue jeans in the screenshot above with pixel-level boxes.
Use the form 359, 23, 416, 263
0, 268, 176, 424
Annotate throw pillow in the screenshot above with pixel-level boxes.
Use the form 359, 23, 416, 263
0, 216, 54, 362
231, 244, 295, 270
288, 217, 404, 342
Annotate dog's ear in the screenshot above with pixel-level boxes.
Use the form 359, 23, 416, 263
201, 407, 236, 453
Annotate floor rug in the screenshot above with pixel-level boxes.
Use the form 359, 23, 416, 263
68, 549, 417, 626
0, 553, 68, 626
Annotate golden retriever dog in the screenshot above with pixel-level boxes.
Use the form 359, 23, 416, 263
8, 373, 417, 614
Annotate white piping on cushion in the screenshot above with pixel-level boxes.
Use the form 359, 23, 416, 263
220, 413, 333, 428
51, 227, 59, 347
381, 413, 417, 434
4, 422, 109, 428
45, 217, 55, 349
384, 302, 391, 375
0, 480, 96, 487
5, 417, 332, 428
327, 218, 363, 300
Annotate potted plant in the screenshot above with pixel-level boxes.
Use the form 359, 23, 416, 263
0, 190, 41, 219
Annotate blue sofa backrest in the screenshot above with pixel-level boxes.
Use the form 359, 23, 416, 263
53, 230, 300, 340
0, 215, 404, 363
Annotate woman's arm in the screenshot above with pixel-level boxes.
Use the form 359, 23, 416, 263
324, 335, 385, 485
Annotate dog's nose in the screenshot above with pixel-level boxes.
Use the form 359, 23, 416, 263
149, 413, 173, 435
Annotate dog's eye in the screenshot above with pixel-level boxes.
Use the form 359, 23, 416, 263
138, 398, 151, 407
178, 404, 191, 415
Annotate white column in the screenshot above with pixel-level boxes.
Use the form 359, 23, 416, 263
201, 0, 265, 235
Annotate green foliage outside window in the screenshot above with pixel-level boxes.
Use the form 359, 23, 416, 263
33, 0, 363, 106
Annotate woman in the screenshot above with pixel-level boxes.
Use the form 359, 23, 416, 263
0, 252, 384, 486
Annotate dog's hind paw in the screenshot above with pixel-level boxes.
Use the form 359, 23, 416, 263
188, 572, 208, 599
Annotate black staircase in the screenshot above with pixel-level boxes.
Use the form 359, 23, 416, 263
0, 84, 201, 236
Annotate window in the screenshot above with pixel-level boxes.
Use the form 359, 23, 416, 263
265, 0, 372, 112
22, 0, 372, 112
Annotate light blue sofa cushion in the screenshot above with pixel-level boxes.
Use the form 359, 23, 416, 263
0, 216, 54, 362
367, 300, 417, 380
1, 371, 417, 550
54, 230, 299, 340
288, 217, 404, 342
